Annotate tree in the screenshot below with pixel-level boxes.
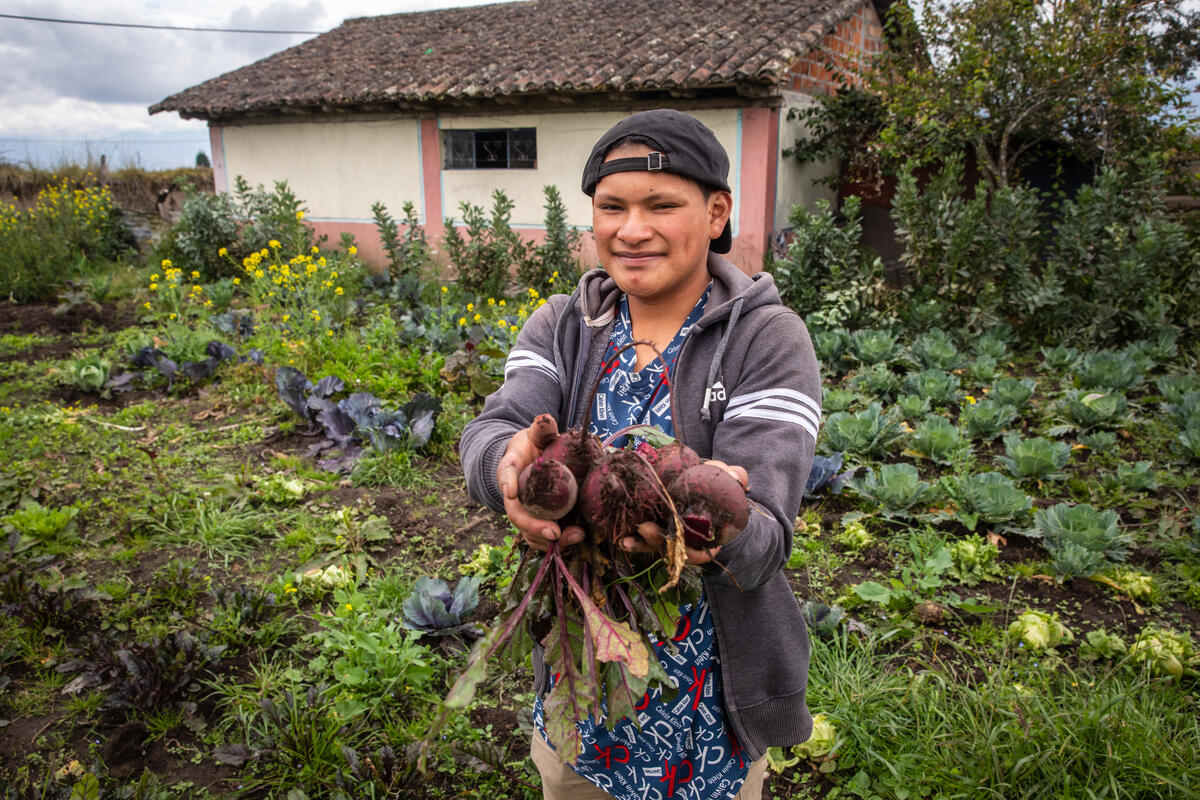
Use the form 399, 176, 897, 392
195, 150, 211, 168
790, 0, 1199, 188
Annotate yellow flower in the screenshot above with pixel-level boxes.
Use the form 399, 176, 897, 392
311, 309, 321, 321
169, 313, 176, 320
282, 314, 290, 322
296, 210, 306, 220
142, 301, 151, 309
344, 603, 353, 611
151, 273, 159, 281
260, 248, 269, 257
269, 240, 281, 249
335, 286, 344, 296
473, 313, 481, 322
498, 319, 507, 328
440, 286, 447, 293
487, 297, 496, 306
498, 299, 506, 307
218, 247, 228, 257
311, 245, 319, 254
467, 302, 474, 312
233, 277, 240, 285
191, 270, 200, 278
348, 245, 358, 255
458, 317, 468, 326
964, 395, 977, 405
161, 258, 172, 268
149, 283, 158, 291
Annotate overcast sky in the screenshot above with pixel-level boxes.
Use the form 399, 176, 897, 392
0, 0, 512, 168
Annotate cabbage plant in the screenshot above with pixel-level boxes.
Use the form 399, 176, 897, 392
848, 328, 901, 365
1041, 345, 1080, 372
1079, 629, 1126, 663
910, 329, 966, 371
960, 398, 1018, 440
850, 463, 934, 516
822, 387, 856, 413
1163, 390, 1200, 428
908, 415, 964, 464
948, 534, 1003, 585
849, 363, 901, 400
812, 328, 849, 366
989, 377, 1036, 409
904, 368, 961, 407
965, 355, 998, 383
974, 334, 1008, 360
1074, 350, 1144, 392
1130, 625, 1196, 679
1060, 391, 1129, 430
821, 403, 905, 459
55, 351, 112, 394
947, 472, 1031, 531
1112, 461, 1158, 492
400, 576, 481, 636
998, 434, 1071, 480
1175, 420, 1200, 462
1156, 375, 1200, 406
1034, 502, 1130, 580
1008, 609, 1074, 651
896, 393, 931, 421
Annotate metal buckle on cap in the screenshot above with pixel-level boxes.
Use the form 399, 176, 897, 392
646, 152, 664, 171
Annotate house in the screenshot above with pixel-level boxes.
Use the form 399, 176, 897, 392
151, 0, 888, 272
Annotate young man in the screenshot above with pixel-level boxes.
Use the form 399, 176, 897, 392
460, 109, 821, 800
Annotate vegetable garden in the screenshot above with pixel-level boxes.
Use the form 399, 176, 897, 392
1, 164, 1199, 800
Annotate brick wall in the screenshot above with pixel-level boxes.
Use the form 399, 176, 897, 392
784, 1, 884, 96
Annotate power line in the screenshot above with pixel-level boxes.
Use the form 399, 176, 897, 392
0, 12, 322, 35
0, 137, 209, 145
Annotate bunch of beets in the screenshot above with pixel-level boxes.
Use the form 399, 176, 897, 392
421, 343, 751, 767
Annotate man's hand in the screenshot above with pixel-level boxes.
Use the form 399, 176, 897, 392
497, 418, 585, 552
618, 459, 748, 564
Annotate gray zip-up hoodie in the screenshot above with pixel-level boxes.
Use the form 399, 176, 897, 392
459, 253, 822, 760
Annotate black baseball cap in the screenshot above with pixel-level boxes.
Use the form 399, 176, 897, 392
581, 109, 733, 254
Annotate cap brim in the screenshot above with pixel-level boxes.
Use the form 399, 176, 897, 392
710, 220, 732, 254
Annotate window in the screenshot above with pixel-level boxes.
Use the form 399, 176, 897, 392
443, 128, 537, 169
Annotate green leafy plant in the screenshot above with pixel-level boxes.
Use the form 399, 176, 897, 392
988, 376, 1036, 409
907, 415, 965, 464
1034, 503, 1131, 580
904, 368, 961, 407
1100, 567, 1157, 602
822, 387, 856, 413
947, 534, 1004, 586
965, 354, 999, 383
896, 393, 931, 420
850, 463, 935, 516
1007, 609, 1073, 652
849, 362, 902, 400
1060, 391, 1130, 430
458, 538, 518, 591
1074, 350, 1144, 392
812, 328, 849, 366
946, 472, 1031, 532
998, 433, 1072, 480
54, 351, 112, 394
1175, 420, 1200, 462
1156, 375, 1200, 406
519, 185, 582, 297
442, 189, 531, 299
974, 334, 1008, 361
1077, 430, 1118, 452
1129, 626, 1196, 679
960, 398, 1017, 440
848, 328, 901, 365
1111, 461, 1159, 492
1041, 345, 1080, 372
1164, 390, 1200, 428
821, 403, 906, 459
1079, 629, 1127, 663
910, 329, 966, 371
833, 518, 874, 552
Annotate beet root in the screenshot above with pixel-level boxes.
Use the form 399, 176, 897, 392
579, 449, 667, 543
541, 428, 604, 485
518, 458, 578, 520
648, 441, 702, 488
667, 464, 750, 549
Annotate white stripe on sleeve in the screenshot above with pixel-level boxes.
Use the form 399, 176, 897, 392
504, 349, 558, 381
725, 397, 820, 431
726, 387, 820, 417
723, 405, 819, 441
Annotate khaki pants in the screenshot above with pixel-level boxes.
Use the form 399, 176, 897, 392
531, 733, 768, 800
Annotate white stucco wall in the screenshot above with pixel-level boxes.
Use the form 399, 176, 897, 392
439, 109, 741, 228
775, 91, 838, 230
218, 119, 424, 222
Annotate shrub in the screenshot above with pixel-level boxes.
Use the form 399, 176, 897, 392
519, 185, 582, 297
443, 189, 533, 299
0, 179, 132, 300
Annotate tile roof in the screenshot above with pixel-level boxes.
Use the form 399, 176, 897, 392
152, 0, 868, 119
